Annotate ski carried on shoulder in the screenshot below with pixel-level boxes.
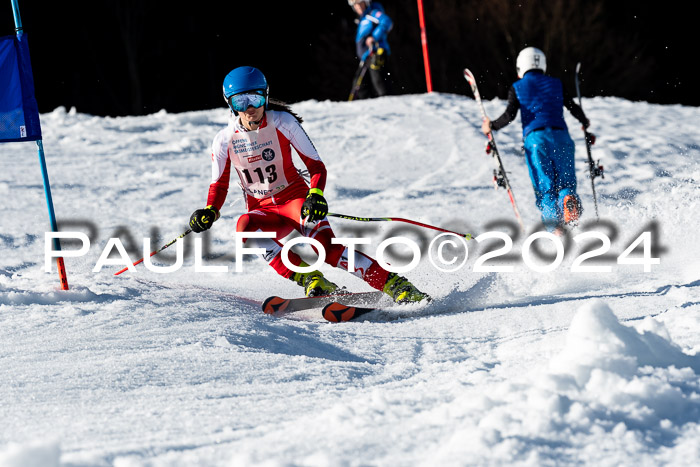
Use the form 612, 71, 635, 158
463, 68, 525, 232
261, 291, 386, 316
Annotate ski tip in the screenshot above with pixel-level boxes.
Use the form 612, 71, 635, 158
262, 296, 290, 315
322, 302, 374, 323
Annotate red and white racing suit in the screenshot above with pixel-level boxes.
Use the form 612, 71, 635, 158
206, 110, 389, 290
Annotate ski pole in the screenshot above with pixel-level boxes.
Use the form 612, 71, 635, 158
349, 47, 375, 101
114, 229, 192, 275
328, 213, 473, 240
575, 62, 602, 220
348, 60, 368, 101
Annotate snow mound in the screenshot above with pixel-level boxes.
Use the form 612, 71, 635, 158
552, 300, 700, 382
0, 441, 60, 467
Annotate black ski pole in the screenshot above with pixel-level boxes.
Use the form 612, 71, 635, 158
349, 48, 375, 101
575, 62, 603, 220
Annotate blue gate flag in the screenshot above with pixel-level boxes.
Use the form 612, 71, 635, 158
0, 33, 41, 142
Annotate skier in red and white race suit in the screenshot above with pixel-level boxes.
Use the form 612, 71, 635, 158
188, 66, 428, 303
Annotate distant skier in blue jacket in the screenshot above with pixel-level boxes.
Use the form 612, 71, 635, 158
348, 0, 393, 99
482, 47, 594, 231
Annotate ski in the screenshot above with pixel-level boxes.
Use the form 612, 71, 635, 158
575, 62, 604, 220
261, 291, 386, 315
463, 68, 525, 232
322, 302, 376, 322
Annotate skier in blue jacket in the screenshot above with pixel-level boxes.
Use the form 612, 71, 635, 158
482, 47, 594, 231
348, 0, 393, 99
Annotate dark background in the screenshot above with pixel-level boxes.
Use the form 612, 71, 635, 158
2, 0, 695, 117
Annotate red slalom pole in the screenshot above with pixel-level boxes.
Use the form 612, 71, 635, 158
114, 229, 192, 275
328, 213, 472, 240
56, 257, 69, 290
416, 0, 433, 92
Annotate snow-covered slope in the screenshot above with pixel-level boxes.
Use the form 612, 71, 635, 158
1, 93, 698, 466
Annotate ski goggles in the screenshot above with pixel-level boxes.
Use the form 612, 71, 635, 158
227, 90, 266, 112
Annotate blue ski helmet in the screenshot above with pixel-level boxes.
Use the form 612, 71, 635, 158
222, 66, 269, 111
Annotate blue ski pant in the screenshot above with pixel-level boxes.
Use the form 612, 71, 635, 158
523, 128, 581, 227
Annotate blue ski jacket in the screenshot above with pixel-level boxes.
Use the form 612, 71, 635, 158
355, 2, 393, 61
513, 71, 568, 138
491, 71, 589, 139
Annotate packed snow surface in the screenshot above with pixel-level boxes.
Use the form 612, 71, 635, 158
1, 93, 699, 466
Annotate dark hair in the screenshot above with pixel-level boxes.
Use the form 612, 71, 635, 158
268, 98, 303, 123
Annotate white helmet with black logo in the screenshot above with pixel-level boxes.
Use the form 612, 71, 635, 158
516, 47, 546, 78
